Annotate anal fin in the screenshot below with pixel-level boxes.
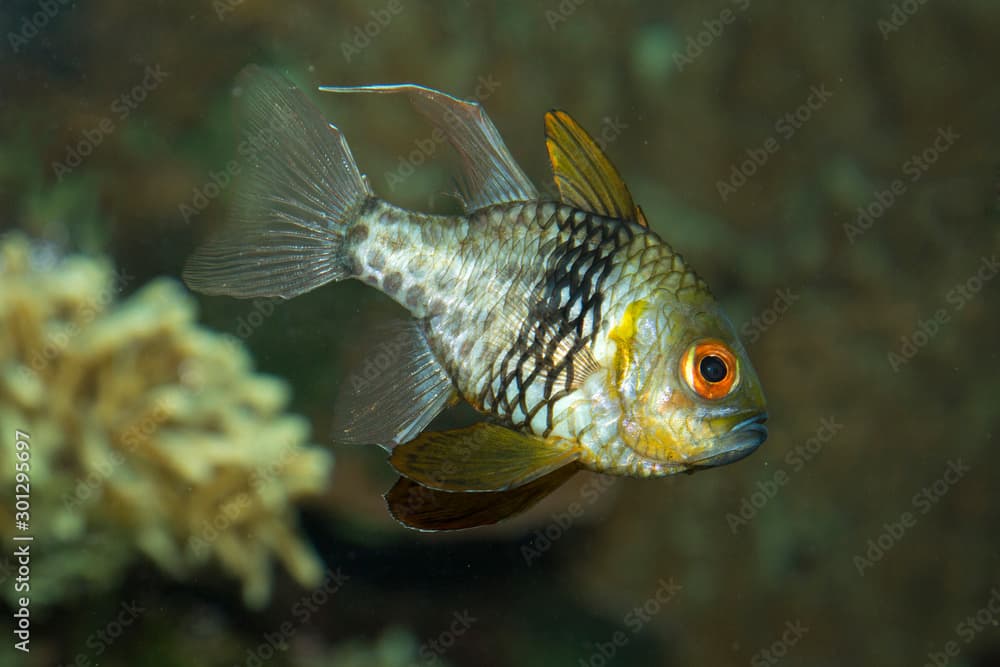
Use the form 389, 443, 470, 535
385, 463, 579, 531
390, 423, 579, 492
331, 321, 455, 448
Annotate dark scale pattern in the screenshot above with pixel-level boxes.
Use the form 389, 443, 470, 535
480, 207, 638, 435
383, 271, 403, 295
350, 198, 667, 440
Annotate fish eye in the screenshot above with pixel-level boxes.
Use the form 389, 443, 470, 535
700, 355, 728, 383
681, 339, 739, 400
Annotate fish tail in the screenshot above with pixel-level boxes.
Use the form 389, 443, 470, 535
184, 66, 373, 299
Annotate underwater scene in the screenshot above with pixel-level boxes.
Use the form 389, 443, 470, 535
1, 0, 998, 665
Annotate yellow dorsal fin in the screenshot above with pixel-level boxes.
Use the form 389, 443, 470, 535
544, 110, 647, 227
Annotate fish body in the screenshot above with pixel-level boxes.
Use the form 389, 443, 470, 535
185, 67, 768, 530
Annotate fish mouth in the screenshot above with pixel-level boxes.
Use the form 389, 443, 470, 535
690, 413, 768, 468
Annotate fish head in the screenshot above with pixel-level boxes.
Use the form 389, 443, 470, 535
609, 290, 767, 473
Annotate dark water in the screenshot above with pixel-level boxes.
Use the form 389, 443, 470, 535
1, 1, 998, 666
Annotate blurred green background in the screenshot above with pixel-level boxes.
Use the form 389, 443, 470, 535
1, 0, 999, 665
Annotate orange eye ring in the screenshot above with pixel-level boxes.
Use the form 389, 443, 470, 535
680, 339, 739, 400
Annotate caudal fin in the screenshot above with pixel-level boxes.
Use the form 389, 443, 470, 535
183, 66, 372, 299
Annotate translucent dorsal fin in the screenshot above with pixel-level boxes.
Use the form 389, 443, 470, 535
544, 110, 647, 227
319, 83, 538, 212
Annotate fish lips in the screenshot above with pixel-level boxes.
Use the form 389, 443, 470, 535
689, 413, 769, 469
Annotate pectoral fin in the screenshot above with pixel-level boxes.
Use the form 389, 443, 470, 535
544, 110, 647, 227
389, 423, 580, 492
385, 463, 579, 531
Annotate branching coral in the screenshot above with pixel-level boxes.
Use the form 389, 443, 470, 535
0, 233, 332, 608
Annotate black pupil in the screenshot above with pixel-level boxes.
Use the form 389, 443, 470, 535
699, 355, 728, 383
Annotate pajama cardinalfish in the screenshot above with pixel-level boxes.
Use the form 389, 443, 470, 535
184, 66, 768, 531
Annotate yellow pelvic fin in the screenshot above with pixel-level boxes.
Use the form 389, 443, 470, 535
609, 300, 648, 386
544, 110, 648, 227
384, 463, 580, 531
389, 423, 580, 492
